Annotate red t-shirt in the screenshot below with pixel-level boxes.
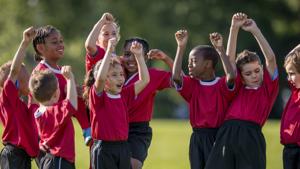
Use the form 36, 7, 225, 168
89, 85, 135, 141
280, 81, 300, 145
225, 69, 279, 126
124, 68, 171, 123
177, 76, 236, 128
34, 100, 76, 162
0, 80, 39, 157
32, 61, 90, 129
85, 45, 105, 73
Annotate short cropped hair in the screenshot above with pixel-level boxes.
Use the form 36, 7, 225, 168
123, 37, 149, 56
0, 61, 12, 88
236, 50, 262, 71
29, 69, 58, 103
284, 49, 300, 73
190, 45, 219, 69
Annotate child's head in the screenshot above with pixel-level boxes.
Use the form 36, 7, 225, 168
236, 50, 263, 88
121, 37, 149, 75
284, 50, 300, 88
0, 61, 30, 96
29, 69, 60, 105
188, 45, 219, 79
97, 22, 120, 50
83, 57, 125, 101
33, 25, 64, 62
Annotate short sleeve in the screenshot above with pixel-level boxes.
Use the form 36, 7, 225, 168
2, 80, 19, 108
85, 46, 106, 73
177, 75, 197, 102
151, 69, 172, 91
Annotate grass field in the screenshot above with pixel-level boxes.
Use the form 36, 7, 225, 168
0, 119, 283, 169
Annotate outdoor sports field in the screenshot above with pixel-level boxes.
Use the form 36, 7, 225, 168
0, 119, 282, 169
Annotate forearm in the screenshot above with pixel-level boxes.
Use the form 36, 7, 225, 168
218, 47, 236, 83
66, 76, 78, 110
137, 55, 150, 86
172, 45, 185, 83
85, 20, 104, 54
162, 55, 174, 70
9, 40, 30, 81
95, 48, 112, 91
252, 29, 276, 64
226, 26, 239, 70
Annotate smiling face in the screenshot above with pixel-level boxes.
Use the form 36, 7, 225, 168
105, 63, 125, 95
97, 23, 119, 50
188, 53, 206, 79
38, 31, 64, 62
240, 61, 263, 88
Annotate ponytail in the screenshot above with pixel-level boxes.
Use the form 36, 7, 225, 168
83, 69, 95, 106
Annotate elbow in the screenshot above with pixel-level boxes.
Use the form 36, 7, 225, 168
172, 74, 181, 84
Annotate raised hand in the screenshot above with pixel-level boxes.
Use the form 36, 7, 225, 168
107, 37, 118, 52
130, 41, 143, 57
61, 66, 73, 80
23, 27, 36, 44
209, 32, 224, 50
242, 19, 259, 33
148, 49, 167, 60
231, 12, 247, 28
175, 29, 188, 47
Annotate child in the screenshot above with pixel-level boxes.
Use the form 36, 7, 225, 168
30, 65, 77, 169
281, 45, 300, 169
205, 14, 279, 169
32, 25, 91, 145
0, 27, 39, 169
121, 37, 173, 169
172, 29, 236, 169
84, 37, 149, 169
85, 12, 119, 72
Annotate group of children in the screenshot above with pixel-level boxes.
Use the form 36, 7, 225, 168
0, 11, 299, 169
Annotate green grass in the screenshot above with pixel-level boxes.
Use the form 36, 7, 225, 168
0, 119, 282, 169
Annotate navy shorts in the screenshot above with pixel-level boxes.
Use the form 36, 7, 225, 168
189, 128, 218, 169
283, 144, 300, 169
91, 140, 130, 169
205, 120, 266, 169
0, 143, 31, 169
39, 152, 75, 169
128, 122, 152, 163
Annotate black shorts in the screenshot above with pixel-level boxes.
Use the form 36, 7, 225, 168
39, 152, 75, 169
128, 122, 152, 163
283, 144, 300, 169
205, 120, 266, 169
91, 140, 130, 169
189, 128, 218, 169
0, 143, 31, 169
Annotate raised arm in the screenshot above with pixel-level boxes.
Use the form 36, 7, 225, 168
226, 13, 247, 72
242, 19, 277, 76
131, 41, 150, 95
94, 38, 117, 93
210, 32, 235, 86
61, 66, 78, 110
8, 27, 36, 82
172, 30, 188, 86
148, 49, 174, 69
85, 13, 114, 55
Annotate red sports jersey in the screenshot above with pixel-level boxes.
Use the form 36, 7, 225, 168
89, 85, 135, 141
0, 80, 39, 157
280, 81, 300, 145
225, 69, 279, 126
34, 100, 76, 162
124, 68, 171, 122
32, 61, 90, 129
85, 45, 106, 73
177, 75, 236, 128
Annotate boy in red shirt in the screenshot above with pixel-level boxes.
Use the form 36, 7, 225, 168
281, 45, 300, 169
0, 27, 39, 169
29, 65, 78, 169
205, 13, 279, 169
172, 30, 236, 169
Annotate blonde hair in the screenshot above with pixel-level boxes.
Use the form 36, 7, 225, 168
284, 50, 300, 73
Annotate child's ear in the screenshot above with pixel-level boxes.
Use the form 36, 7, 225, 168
204, 60, 213, 69
36, 44, 45, 54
